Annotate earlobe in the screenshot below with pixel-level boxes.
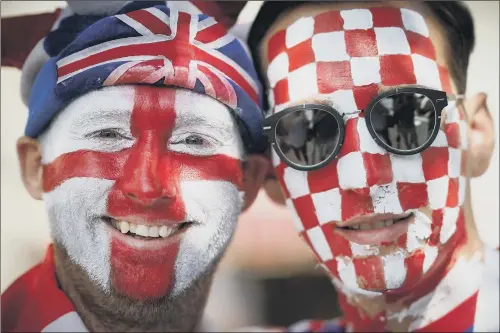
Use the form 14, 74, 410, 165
17, 136, 44, 200
241, 154, 270, 212
463, 93, 495, 178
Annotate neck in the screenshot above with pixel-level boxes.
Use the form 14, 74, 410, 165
332, 204, 485, 332
53, 244, 213, 332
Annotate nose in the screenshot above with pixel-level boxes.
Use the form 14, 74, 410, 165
118, 132, 173, 207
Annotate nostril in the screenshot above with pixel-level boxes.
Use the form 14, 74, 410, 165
125, 191, 170, 206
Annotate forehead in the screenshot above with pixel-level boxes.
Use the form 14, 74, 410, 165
262, 2, 448, 64
55, 86, 234, 127
261, 4, 453, 109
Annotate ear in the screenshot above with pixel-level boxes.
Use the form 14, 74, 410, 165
261, 151, 287, 206
17, 136, 44, 200
463, 93, 495, 178
263, 177, 287, 206
241, 154, 270, 212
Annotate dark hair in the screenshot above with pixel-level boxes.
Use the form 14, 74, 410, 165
247, 1, 475, 110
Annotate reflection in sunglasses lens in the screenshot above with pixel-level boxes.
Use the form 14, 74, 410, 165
370, 92, 436, 151
275, 109, 341, 167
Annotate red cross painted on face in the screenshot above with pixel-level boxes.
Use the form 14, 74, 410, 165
42, 86, 243, 299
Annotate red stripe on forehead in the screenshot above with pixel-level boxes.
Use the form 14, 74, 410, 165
131, 86, 176, 134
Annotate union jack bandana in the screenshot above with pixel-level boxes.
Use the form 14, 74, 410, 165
26, 1, 265, 152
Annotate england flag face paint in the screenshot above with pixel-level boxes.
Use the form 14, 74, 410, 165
40, 85, 245, 300
265, 7, 468, 293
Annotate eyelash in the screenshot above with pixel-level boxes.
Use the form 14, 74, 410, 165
170, 134, 216, 146
85, 128, 132, 140
84, 130, 221, 155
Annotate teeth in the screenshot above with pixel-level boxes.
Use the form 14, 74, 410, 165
135, 225, 149, 237
346, 214, 412, 231
120, 221, 130, 234
149, 226, 159, 237
353, 220, 395, 231
109, 219, 181, 238
159, 225, 171, 238
360, 223, 371, 230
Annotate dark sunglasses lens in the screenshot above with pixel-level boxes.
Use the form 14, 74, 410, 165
370, 92, 436, 151
275, 108, 341, 167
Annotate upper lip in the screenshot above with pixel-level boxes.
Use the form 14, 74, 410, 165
105, 216, 188, 227
336, 213, 412, 228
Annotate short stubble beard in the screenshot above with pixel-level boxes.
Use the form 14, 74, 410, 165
53, 241, 218, 332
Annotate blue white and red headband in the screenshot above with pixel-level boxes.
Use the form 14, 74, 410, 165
21, 1, 265, 152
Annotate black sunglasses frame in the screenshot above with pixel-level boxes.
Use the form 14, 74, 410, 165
263, 104, 346, 171
263, 86, 461, 171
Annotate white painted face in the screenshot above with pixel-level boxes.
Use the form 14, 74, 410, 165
40, 85, 245, 299
265, 7, 468, 293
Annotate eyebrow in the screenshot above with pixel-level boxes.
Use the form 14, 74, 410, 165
174, 112, 234, 139
71, 109, 131, 128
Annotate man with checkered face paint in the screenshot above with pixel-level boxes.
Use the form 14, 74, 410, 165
1, 1, 270, 331
247, 1, 498, 332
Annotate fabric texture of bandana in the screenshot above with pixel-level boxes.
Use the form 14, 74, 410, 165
24, 1, 265, 152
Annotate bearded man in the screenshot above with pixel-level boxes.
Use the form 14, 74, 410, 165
1, 1, 268, 331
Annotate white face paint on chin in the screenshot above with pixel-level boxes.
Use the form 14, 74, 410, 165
40, 86, 245, 299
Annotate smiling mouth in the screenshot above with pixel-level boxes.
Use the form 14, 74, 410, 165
337, 212, 414, 231
334, 212, 415, 245
102, 216, 190, 240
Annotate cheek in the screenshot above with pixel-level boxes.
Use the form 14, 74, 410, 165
43, 178, 114, 291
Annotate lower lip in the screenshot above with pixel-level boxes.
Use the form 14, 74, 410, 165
106, 221, 190, 250
334, 215, 413, 246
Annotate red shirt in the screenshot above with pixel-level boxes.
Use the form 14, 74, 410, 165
1, 245, 87, 332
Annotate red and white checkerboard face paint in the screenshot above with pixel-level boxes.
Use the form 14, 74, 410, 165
266, 8, 468, 292
40, 86, 245, 300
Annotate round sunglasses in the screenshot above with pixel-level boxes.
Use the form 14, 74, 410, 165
262, 86, 463, 171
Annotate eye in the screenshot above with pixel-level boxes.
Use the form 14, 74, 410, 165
169, 133, 220, 156
86, 129, 130, 140
184, 135, 205, 146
